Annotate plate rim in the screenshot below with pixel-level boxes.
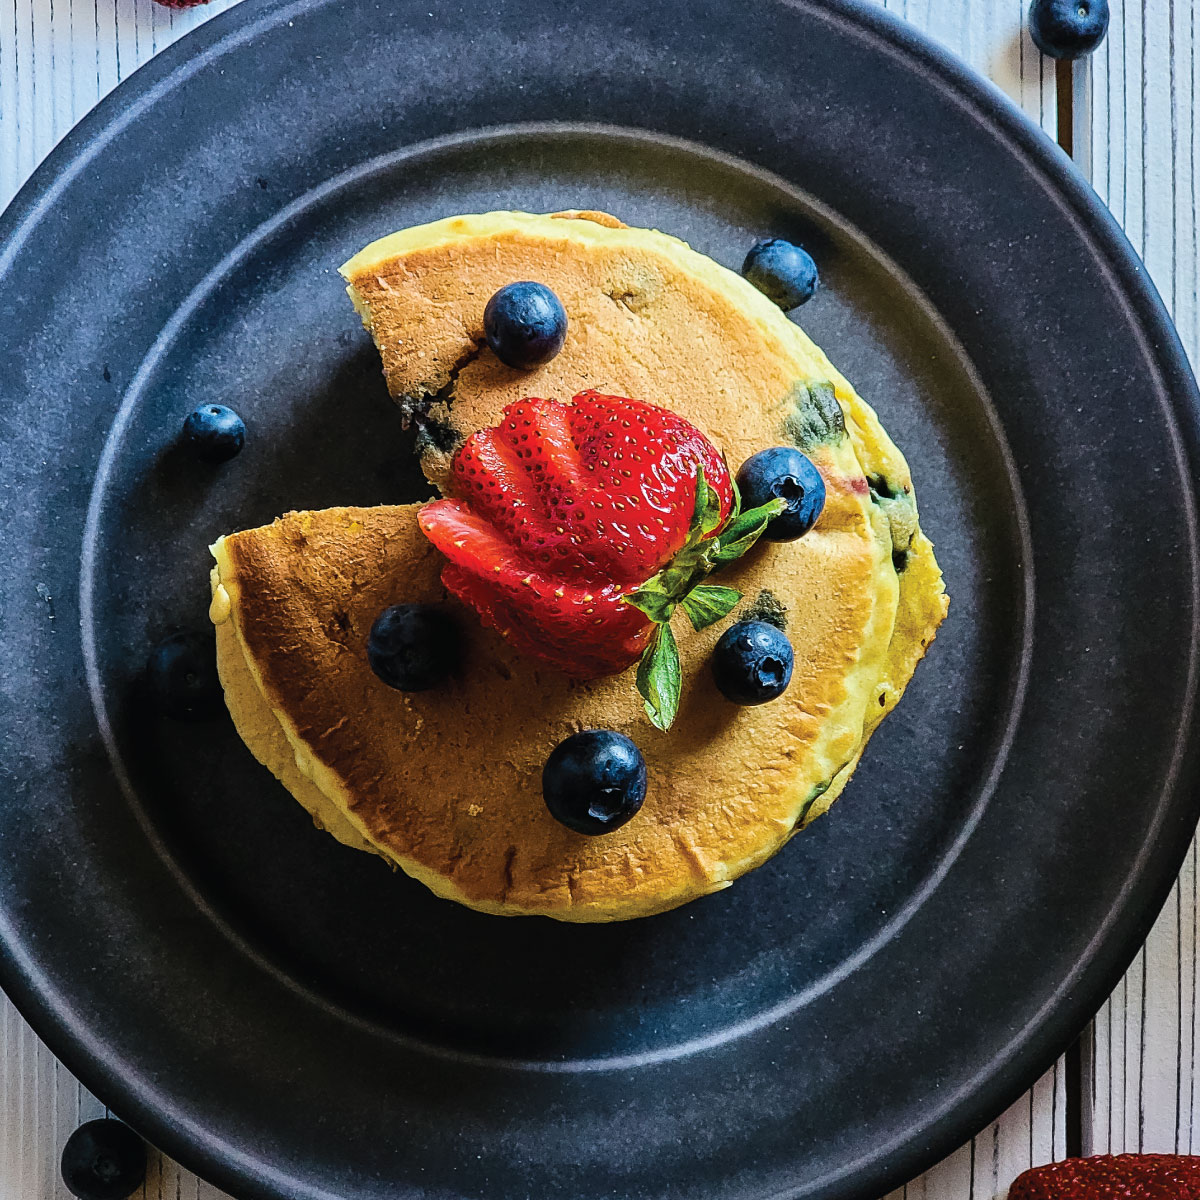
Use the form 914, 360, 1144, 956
1, 0, 1199, 1196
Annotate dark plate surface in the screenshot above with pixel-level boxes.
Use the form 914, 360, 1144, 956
1, 1, 1198, 1198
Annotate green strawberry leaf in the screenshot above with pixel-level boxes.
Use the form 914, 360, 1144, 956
717, 497, 786, 549
637, 623, 681, 731
628, 464, 782, 730
683, 465, 724, 546
625, 586, 676, 624
680, 584, 743, 631
699, 474, 724, 537
729, 465, 742, 516
684, 466, 708, 544
711, 498, 786, 565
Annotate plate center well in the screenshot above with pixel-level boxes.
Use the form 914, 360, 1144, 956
84, 127, 1026, 1065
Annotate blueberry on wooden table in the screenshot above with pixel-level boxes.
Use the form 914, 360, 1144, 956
742, 238, 819, 310
1028, 0, 1110, 59
483, 281, 568, 369
181, 402, 245, 463
543, 730, 647, 835
61, 1119, 147, 1200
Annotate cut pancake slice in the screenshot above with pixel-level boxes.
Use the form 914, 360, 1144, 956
211, 496, 907, 921
339, 210, 912, 495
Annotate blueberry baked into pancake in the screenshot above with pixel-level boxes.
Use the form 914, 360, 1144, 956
208, 209, 947, 922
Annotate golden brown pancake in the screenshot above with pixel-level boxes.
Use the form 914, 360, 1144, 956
209, 210, 948, 921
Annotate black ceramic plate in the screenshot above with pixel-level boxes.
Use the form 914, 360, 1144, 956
1, 1, 1198, 1197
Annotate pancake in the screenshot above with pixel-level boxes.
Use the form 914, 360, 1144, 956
208, 210, 948, 921
340, 209, 945, 752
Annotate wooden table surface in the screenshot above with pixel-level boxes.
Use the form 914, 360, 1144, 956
1, 1, 1195, 1196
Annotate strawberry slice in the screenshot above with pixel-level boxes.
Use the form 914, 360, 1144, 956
1010, 1154, 1200, 1198
441, 564, 650, 678
418, 499, 651, 677
419, 392, 734, 680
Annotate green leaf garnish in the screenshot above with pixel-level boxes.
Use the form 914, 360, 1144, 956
625, 465, 783, 730
680, 584, 743, 631
698, 472, 724, 537
712, 498, 786, 563
726, 455, 741, 512
636, 623, 681, 731
681, 466, 724, 548
625, 585, 676, 624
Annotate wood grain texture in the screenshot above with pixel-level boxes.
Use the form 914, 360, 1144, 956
1081, 0, 1200, 1162
0, 0, 1187, 1197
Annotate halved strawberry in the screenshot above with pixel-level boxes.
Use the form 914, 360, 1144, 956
1010, 1154, 1200, 1198
419, 392, 734, 681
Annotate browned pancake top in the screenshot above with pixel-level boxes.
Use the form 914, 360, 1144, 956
215, 503, 889, 918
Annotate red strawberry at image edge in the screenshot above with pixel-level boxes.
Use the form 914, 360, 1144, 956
419, 391, 733, 678
1010, 1154, 1200, 1198
152, 0, 210, 7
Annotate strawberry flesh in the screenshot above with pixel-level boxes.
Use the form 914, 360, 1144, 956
419, 391, 733, 678
1010, 1154, 1200, 1199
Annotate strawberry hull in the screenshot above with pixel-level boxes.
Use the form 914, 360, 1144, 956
419, 392, 733, 679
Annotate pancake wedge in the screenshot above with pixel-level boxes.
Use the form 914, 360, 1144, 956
207, 210, 947, 921
213, 495, 907, 921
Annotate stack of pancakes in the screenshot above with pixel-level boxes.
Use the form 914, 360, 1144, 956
209, 211, 948, 921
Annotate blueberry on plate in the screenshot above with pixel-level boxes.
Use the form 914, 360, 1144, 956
543, 729, 647, 835
61, 1119, 147, 1200
145, 631, 224, 720
483, 281, 568, 369
712, 620, 794, 706
181, 403, 245, 463
368, 603, 459, 691
736, 446, 826, 541
742, 238, 819, 310
1028, 0, 1109, 59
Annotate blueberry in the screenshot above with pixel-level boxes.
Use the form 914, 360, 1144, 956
368, 603, 459, 691
1029, 0, 1109, 59
146, 631, 223, 720
736, 446, 826, 541
542, 730, 647, 835
483, 282, 567, 369
742, 238, 819, 310
712, 620, 794, 706
182, 403, 245, 463
61, 1119, 146, 1200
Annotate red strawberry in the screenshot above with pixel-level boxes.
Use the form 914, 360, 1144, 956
152, 0, 211, 7
419, 391, 733, 678
1010, 1154, 1200, 1198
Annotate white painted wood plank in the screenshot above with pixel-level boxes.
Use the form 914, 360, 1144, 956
1081, 0, 1200, 1163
